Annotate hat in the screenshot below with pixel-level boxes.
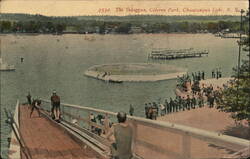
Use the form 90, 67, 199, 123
53, 90, 56, 94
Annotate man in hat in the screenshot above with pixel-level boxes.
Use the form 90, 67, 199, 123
106, 112, 134, 159
50, 90, 61, 121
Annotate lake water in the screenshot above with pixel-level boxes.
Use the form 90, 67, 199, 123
0, 33, 245, 157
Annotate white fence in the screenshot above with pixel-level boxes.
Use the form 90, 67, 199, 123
41, 99, 249, 159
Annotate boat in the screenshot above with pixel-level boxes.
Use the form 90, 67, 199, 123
0, 58, 15, 71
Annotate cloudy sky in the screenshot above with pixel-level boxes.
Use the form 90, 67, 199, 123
1, 0, 249, 16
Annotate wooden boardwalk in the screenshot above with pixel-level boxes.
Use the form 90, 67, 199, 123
19, 105, 101, 159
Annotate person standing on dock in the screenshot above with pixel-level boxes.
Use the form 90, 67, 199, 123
198, 71, 201, 81
191, 95, 196, 109
51, 90, 61, 121
212, 69, 215, 78
186, 95, 191, 110
129, 104, 134, 116
26, 92, 32, 108
152, 102, 159, 116
218, 68, 222, 78
192, 72, 195, 82
160, 102, 165, 116
144, 103, 149, 118
202, 71, 205, 80
169, 98, 174, 113
216, 68, 220, 79
164, 99, 169, 114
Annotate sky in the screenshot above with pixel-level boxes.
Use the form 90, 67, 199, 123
0, 0, 249, 16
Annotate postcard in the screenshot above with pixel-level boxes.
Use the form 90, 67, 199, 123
0, 0, 249, 159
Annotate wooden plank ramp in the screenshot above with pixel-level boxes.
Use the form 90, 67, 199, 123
19, 105, 103, 159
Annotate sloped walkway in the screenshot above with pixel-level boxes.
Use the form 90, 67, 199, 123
19, 105, 100, 159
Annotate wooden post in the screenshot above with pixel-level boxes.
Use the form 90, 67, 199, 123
103, 113, 110, 134
131, 120, 138, 149
88, 111, 91, 130
182, 133, 191, 159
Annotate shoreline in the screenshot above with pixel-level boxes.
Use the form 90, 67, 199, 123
0, 32, 212, 36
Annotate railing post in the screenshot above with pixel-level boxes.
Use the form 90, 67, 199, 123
88, 111, 91, 130
131, 120, 138, 150
104, 113, 110, 134
182, 132, 191, 159
61, 104, 64, 119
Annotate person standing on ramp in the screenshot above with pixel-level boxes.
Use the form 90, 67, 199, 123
51, 90, 61, 122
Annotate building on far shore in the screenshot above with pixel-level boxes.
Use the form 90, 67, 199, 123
129, 26, 143, 34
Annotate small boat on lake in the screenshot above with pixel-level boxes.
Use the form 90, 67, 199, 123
0, 58, 15, 71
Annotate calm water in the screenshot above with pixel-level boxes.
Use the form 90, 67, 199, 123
0, 33, 244, 157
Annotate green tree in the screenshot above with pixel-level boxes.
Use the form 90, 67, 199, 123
116, 23, 131, 33
0, 21, 12, 32
217, 11, 250, 125
55, 23, 66, 33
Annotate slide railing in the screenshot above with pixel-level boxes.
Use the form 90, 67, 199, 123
41, 99, 249, 159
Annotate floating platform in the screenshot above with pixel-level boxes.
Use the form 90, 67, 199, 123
148, 48, 208, 60
84, 63, 187, 82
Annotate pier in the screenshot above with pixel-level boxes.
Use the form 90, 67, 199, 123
148, 48, 209, 60
7, 100, 249, 159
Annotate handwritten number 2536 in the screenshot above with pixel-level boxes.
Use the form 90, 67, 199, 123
98, 8, 111, 13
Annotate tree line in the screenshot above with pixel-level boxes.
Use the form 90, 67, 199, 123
0, 20, 246, 34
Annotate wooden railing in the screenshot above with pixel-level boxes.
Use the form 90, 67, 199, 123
6, 100, 32, 159
40, 99, 250, 159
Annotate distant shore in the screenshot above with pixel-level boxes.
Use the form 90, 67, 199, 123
0, 32, 211, 35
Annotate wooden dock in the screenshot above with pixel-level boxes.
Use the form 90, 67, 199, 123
17, 105, 102, 159
148, 48, 209, 60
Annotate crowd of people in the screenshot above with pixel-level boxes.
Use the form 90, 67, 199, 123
143, 85, 223, 120
142, 70, 224, 120
89, 113, 112, 135
177, 69, 223, 86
